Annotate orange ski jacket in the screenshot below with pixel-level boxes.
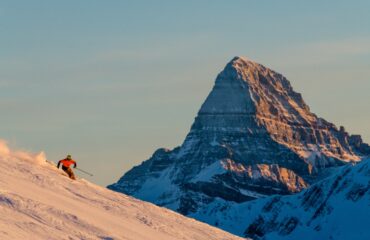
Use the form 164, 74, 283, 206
57, 159, 77, 168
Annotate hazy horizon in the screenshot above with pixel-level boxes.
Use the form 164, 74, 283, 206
1, 1, 369, 186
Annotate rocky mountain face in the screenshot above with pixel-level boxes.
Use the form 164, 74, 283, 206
108, 57, 369, 234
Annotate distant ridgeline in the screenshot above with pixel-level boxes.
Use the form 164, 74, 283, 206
108, 57, 370, 237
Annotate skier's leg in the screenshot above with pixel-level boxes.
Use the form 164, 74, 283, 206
66, 168, 76, 180
70, 170, 76, 180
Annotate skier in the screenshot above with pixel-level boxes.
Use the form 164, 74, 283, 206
57, 155, 77, 180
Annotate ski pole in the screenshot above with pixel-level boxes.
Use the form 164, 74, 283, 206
75, 167, 93, 176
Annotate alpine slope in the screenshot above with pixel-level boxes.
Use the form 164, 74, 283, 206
0, 140, 244, 240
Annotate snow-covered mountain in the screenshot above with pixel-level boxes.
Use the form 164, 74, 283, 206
0, 140, 243, 240
108, 56, 370, 236
190, 158, 370, 239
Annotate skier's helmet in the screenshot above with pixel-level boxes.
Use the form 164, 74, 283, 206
67, 155, 72, 160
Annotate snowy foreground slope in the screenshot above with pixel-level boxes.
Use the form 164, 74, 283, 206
189, 159, 370, 239
0, 141, 244, 240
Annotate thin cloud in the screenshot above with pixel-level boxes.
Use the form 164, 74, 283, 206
304, 37, 370, 56
270, 37, 370, 67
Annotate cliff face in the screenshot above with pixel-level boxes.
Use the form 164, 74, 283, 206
108, 56, 369, 217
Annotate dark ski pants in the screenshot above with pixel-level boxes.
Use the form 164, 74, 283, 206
62, 166, 76, 180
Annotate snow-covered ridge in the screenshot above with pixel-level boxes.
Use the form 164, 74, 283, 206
0, 140, 243, 240
191, 158, 370, 239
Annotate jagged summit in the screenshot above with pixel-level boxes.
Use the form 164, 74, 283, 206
199, 56, 308, 116
228, 56, 258, 66
223, 56, 283, 83
109, 56, 369, 226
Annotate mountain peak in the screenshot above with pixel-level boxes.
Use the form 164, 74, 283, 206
230, 56, 255, 64
224, 56, 261, 73
109, 57, 369, 237
219, 56, 284, 91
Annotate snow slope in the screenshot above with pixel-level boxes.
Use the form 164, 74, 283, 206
188, 159, 370, 239
0, 140, 244, 240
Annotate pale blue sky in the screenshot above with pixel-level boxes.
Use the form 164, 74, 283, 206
1, 1, 369, 186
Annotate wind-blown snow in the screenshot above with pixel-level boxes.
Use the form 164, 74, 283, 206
0, 140, 244, 240
0, 140, 46, 165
